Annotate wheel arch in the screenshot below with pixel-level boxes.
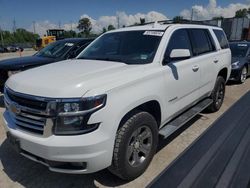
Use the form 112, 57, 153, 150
218, 67, 228, 81
118, 100, 162, 130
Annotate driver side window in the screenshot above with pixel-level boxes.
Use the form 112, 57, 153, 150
164, 29, 192, 62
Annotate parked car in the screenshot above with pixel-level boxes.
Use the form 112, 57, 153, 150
229, 42, 250, 83
6, 46, 17, 52
0, 46, 8, 53
3, 23, 231, 180
15, 46, 24, 52
0, 38, 94, 92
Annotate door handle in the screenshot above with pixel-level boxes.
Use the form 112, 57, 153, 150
192, 65, 199, 72
214, 60, 219, 63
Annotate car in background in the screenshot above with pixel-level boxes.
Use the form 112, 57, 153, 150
229, 42, 250, 83
6, 46, 17, 52
0, 46, 8, 53
0, 38, 94, 92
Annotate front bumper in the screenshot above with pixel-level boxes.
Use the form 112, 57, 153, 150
3, 111, 114, 174
229, 68, 241, 81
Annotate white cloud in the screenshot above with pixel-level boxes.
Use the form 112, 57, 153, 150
30, 11, 168, 36
180, 0, 250, 20
80, 11, 168, 33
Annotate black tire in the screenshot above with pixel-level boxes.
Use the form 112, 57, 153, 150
206, 76, 225, 112
238, 66, 247, 84
109, 111, 158, 180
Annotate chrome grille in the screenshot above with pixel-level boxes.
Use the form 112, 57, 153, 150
4, 88, 49, 135
11, 113, 46, 135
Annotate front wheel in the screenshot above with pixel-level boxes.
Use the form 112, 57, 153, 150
109, 111, 158, 180
239, 66, 247, 84
206, 76, 225, 112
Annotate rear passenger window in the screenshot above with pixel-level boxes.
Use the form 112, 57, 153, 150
189, 29, 215, 56
213, 29, 229, 49
165, 29, 192, 59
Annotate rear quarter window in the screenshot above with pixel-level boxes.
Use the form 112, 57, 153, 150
213, 29, 229, 49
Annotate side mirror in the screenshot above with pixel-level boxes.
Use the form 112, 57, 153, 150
163, 49, 191, 65
170, 49, 191, 59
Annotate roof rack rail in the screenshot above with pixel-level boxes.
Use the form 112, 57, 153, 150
128, 19, 220, 27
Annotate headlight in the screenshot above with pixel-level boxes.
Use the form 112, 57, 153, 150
231, 61, 240, 69
8, 70, 22, 77
53, 94, 107, 135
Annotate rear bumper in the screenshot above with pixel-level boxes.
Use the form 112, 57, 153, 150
3, 111, 114, 174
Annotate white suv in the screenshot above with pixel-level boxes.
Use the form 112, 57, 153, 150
3, 23, 231, 180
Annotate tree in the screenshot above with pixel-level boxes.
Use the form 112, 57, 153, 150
212, 16, 224, 20
77, 17, 92, 37
102, 27, 107, 33
173, 16, 184, 23
140, 18, 146, 25
107, 24, 115, 31
64, 30, 77, 38
235, 8, 248, 18
1, 28, 39, 46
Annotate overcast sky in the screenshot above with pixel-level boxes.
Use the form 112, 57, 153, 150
0, 0, 249, 36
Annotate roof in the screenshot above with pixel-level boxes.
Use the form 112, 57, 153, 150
107, 21, 221, 34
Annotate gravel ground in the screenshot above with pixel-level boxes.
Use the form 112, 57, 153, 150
0, 52, 249, 187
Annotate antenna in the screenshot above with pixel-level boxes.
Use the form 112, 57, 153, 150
32, 21, 36, 34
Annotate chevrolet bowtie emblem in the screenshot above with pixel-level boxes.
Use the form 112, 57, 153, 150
9, 102, 21, 115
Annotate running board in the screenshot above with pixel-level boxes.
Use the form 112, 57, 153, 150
159, 98, 213, 139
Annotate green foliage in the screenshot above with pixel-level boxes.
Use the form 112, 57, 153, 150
63, 30, 77, 38
173, 16, 184, 22
107, 24, 115, 31
235, 8, 250, 18
102, 27, 107, 33
0, 28, 39, 46
77, 17, 92, 37
140, 18, 146, 24
212, 16, 224, 20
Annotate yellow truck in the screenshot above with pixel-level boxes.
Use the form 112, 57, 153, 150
35, 29, 64, 50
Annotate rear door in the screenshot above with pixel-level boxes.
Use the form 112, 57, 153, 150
188, 29, 218, 98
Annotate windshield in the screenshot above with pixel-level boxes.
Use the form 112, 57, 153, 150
230, 43, 249, 58
78, 30, 164, 64
36, 41, 75, 58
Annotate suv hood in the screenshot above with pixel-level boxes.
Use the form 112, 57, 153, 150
6, 59, 145, 98
0, 55, 56, 70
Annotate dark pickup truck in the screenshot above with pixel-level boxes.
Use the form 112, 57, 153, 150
0, 38, 94, 92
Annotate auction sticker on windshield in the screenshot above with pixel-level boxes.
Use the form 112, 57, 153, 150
65, 43, 74, 46
143, 31, 164, 37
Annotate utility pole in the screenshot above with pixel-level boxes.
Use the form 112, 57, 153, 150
117, 15, 120, 29
191, 8, 194, 21
13, 18, 16, 32
70, 20, 73, 31
58, 21, 61, 29
0, 25, 4, 46
32, 21, 36, 34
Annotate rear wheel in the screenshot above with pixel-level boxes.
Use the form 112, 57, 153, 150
109, 111, 158, 180
239, 66, 247, 84
206, 76, 225, 112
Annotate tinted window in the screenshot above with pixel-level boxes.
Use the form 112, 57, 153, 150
213, 29, 229, 49
189, 29, 214, 56
78, 31, 163, 64
36, 41, 75, 58
230, 43, 249, 58
165, 29, 192, 59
